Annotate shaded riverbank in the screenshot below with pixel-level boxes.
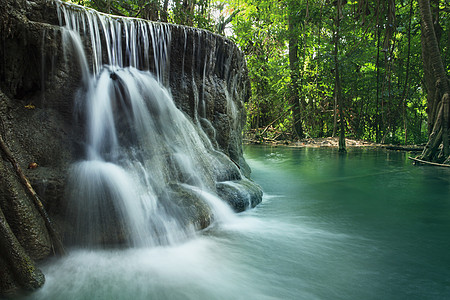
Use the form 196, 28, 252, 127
245, 136, 424, 152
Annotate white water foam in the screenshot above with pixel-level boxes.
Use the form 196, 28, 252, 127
56, 0, 244, 247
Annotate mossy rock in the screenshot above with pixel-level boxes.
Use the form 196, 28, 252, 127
216, 178, 262, 212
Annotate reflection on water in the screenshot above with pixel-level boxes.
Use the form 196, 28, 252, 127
27, 146, 450, 300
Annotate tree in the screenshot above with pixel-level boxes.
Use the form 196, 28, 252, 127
333, 0, 346, 152
417, 0, 450, 163
288, 0, 305, 139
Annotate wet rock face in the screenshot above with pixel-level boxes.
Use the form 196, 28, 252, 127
168, 27, 251, 177
0, 0, 259, 257
216, 179, 263, 212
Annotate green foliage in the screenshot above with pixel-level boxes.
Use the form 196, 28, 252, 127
222, 0, 440, 145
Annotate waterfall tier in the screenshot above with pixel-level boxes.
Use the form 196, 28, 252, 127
0, 0, 262, 252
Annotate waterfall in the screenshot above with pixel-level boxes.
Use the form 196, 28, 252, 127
56, 1, 238, 247
56, 0, 170, 82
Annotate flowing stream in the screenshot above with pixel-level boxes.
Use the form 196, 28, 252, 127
24, 146, 450, 299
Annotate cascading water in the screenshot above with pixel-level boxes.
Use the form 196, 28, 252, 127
56, 1, 243, 247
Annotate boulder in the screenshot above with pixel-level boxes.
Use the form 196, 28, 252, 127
216, 178, 263, 212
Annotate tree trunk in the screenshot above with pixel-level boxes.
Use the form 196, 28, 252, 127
400, 0, 414, 145
316, 1, 325, 137
375, 6, 381, 143
418, 0, 450, 162
334, 0, 346, 152
288, 2, 304, 139
161, 0, 169, 22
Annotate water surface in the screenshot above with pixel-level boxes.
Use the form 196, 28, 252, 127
27, 146, 450, 300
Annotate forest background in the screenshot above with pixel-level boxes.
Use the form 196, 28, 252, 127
68, 0, 450, 161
